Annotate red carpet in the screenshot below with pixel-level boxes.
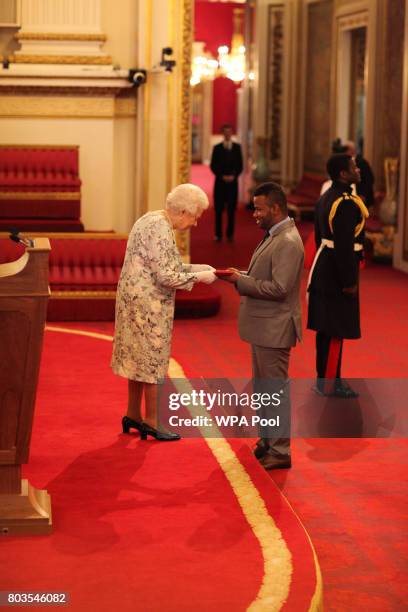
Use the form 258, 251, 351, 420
1, 327, 321, 611
2, 165, 407, 610
188, 165, 408, 610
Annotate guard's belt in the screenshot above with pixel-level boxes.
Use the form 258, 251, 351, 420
321, 238, 363, 251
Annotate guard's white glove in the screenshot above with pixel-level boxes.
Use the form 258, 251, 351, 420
190, 264, 216, 273
194, 270, 217, 284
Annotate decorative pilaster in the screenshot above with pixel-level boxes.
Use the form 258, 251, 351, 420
13, 0, 111, 65
280, 0, 303, 187
265, 4, 284, 178
177, 0, 193, 186
253, 0, 304, 187
175, 0, 193, 259
137, 0, 193, 259
394, 0, 408, 272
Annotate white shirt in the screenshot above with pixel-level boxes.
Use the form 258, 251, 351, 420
268, 216, 290, 237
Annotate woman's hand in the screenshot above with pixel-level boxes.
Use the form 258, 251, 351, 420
194, 270, 217, 284
190, 264, 216, 272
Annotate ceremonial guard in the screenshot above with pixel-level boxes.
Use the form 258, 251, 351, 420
307, 154, 369, 397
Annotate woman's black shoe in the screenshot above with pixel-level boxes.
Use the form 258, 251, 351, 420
140, 422, 180, 441
122, 416, 143, 434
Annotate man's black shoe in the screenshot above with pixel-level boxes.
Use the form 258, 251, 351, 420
253, 438, 269, 459
312, 381, 359, 398
332, 382, 359, 398
259, 453, 292, 470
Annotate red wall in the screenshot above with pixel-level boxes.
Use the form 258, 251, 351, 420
194, 1, 243, 133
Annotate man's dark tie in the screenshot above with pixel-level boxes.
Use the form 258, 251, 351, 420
255, 231, 270, 252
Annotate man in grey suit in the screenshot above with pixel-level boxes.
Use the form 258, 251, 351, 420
221, 182, 304, 469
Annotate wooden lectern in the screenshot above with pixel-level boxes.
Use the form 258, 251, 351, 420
0, 238, 52, 535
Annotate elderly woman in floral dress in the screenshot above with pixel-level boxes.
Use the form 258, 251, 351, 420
111, 183, 216, 441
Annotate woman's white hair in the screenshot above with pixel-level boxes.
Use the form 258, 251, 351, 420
166, 183, 209, 215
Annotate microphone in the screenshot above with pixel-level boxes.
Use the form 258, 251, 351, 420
9, 231, 34, 248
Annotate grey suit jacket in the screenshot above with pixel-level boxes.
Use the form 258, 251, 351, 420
236, 218, 304, 348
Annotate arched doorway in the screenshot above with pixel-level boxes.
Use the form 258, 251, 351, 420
190, 0, 255, 245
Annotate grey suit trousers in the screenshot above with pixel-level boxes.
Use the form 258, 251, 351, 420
251, 345, 291, 457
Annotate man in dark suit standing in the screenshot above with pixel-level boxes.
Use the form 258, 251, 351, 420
210, 123, 243, 242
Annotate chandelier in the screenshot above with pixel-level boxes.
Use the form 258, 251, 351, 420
217, 7, 246, 83
190, 42, 219, 86
190, 8, 247, 86
217, 43, 246, 83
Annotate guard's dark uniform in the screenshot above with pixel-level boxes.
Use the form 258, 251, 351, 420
307, 181, 369, 382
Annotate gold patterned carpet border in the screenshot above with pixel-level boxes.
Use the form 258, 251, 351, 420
44, 325, 322, 611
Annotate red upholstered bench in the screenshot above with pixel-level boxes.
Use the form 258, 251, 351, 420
0, 145, 84, 232
287, 172, 326, 221
0, 233, 221, 320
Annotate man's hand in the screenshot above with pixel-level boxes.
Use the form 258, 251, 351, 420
219, 267, 240, 283
342, 284, 358, 295
222, 175, 235, 183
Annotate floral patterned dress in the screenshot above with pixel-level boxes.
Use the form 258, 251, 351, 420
111, 210, 196, 383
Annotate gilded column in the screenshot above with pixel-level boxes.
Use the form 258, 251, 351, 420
139, 0, 193, 260
175, 0, 193, 258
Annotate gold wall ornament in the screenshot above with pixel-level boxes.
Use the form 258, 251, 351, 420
15, 32, 107, 42
114, 96, 137, 118
379, 157, 399, 225
175, 0, 193, 260
266, 5, 284, 163
178, 0, 193, 186
11, 54, 112, 65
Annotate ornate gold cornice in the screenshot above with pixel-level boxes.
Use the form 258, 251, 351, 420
0, 192, 80, 201
15, 32, 107, 42
10, 54, 112, 65
0, 95, 136, 119
0, 86, 131, 97
337, 12, 368, 32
